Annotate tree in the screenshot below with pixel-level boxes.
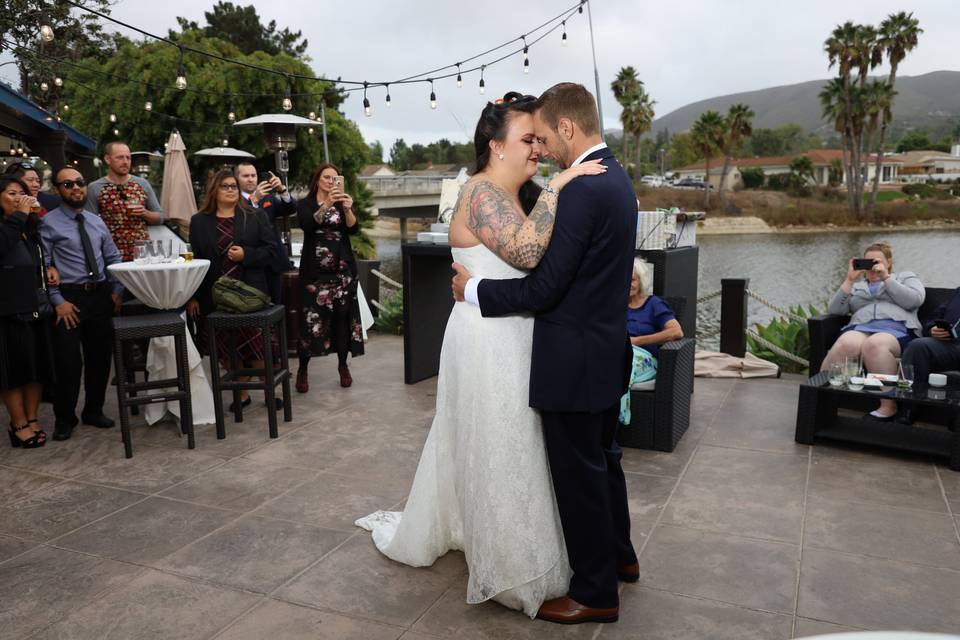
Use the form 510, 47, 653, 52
789, 155, 815, 186
611, 67, 642, 164
719, 103, 755, 205
870, 12, 922, 209
368, 141, 384, 163
389, 139, 411, 171
0, 0, 116, 108
173, 2, 308, 58
668, 132, 698, 171
690, 111, 725, 207
895, 130, 933, 152
747, 124, 806, 157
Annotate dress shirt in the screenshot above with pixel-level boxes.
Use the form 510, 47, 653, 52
40, 205, 124, 306
464, 143, 611, 306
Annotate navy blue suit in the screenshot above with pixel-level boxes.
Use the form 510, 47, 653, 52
477, 146, 638, 609
245, 192, 295, 303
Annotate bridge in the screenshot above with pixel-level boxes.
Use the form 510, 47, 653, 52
360, 175, 447, 238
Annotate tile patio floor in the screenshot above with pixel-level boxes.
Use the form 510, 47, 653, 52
1, 334, 959, 639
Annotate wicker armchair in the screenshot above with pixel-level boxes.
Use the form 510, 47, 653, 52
617, 296, 695, 452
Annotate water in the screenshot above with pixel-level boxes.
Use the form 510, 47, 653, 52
373, 228, 960, 342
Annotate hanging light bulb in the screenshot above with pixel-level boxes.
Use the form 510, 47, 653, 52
561, 21, 568, 46
522, 36, 529, 60
62, 102, 69, 112
524, 57, 530, 74
109, 113, 117, 123
308, 127, 315, 134
221, 136, 229, 147
479, 66, 486, 95
8, 141, 15, 156
39, 14, 54, 43
282, 80, 293, 111
228, 108, 236, 122
54, 76, 63, 87
362, 82, 372, 117
144, 100, 152, 112
112, 128, 120, 136
385, 84, 391, 108
175, 48, 187, 90
429, 79, 437, 110
40, 81, 48, 92
22, 152, 28, 158
17, 141, 24, 154
578, 1, 584, 13
456, 64, 463, 88
308, 110, 316, 120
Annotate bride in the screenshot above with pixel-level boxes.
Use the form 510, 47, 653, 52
356, 92, 606, 617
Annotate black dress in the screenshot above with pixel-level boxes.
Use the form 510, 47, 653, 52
0, 212, 54, 391
296, 198, 364, 359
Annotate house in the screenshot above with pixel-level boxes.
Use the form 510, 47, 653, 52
888, 146, 960, 183
674, 149, 903, 189
360, 164, 396, 177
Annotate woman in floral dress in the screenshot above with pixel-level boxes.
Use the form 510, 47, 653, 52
295, 163, 364, 391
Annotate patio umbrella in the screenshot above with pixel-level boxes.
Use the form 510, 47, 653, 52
160, 130, 197, 221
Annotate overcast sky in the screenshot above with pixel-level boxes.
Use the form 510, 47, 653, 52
4, 1, 956, 155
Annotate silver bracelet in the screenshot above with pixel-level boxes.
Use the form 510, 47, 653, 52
542, 184, 557, 195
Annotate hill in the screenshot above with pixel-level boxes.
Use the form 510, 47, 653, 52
637, 70, 960, 137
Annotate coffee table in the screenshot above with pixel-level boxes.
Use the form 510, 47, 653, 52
796, 371, 960, 470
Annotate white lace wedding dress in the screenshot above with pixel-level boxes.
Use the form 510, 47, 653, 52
356, 243, 570, 618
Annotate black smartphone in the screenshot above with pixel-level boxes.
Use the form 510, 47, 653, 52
852, 258, 877, 270
933, 319, 958, 339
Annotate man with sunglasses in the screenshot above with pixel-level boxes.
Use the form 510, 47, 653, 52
85, 142, 163, 262
39, 168, 124, 441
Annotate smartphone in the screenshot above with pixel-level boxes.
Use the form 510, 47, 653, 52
852, 258, 877, 270
333, 176, 344, 189
933, 319, 958, 339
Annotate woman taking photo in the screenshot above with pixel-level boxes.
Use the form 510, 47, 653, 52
187, 169, 278, 410
820, 241, 925, 420
0, 176, 54, 448
295, 163, 364, 391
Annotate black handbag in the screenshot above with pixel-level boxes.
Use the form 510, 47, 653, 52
16, 244, 53, 321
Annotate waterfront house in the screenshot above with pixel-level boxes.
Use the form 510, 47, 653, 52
889, 145, 960, 183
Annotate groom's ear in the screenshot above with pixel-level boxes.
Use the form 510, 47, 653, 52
557, 117, 575, 140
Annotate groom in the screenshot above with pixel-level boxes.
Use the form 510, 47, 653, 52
453, 83, 638, 624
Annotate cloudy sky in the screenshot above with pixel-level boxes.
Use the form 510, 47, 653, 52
4, 1, 956, 154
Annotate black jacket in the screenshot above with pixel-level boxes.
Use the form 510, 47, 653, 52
0, 212, 45, 317
295, 198, 360, 283
478, 147, 638, 413
923, 287, 960, 337
245, 192, 296, 274
188, 208, 277, 315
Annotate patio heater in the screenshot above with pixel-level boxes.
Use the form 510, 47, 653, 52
233, 113, 315, 257
130, 150, 162, 179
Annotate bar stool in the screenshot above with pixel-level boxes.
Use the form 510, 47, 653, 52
112, 313, 194, 458
117, 298, 154, 415
206, 304, 292, 440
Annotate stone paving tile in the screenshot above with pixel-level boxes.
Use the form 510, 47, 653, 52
158, 514, 349, 593
661, 445, 807, 543
792, 617, 861, 638
242, 428, 362, 470
0, 533, 35, 563
625, 472, 677, 546
0, 545, 144, 639
0, 429, 127, 479
703, 383, 810, 455
52, 496, 239, 565
600, 587, 794, 640
30, 569, 260, 640
412, 584, 598, 639
276, 535, 466, 627
254, 471, 408, 532
620, 433, 698, 478
0, 466, 63, 507
638, 524, 799, 613
215, 599, 405, 640
808, 453, 947, 513
937, 465, 960, 513
798, 547, 960, 631
75, 445, 228, 494
0, 481, 143, 541
804, 496, 960, 569
160, 457, 317, 512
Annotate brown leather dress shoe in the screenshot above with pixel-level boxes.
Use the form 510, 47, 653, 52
536, 596, 618, 625
617, 561, 640, 583
338, 364, 352, 388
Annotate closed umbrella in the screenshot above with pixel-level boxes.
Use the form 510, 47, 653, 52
160, 130, 197, 222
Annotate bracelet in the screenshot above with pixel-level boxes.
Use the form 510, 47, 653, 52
542, 184, 557, 195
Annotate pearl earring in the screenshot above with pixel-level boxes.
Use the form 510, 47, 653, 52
498, 153, 504, 160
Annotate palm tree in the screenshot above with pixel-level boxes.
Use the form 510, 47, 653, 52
869, 12, 923, 209
611, 67, 642, 164
719, 103, 755, 206
819, 78, 853, 203
690, 111, 725, 208
824, 22, 861, 213
630, 87, 656, 172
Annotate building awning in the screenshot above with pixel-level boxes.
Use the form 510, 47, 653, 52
0, 81, 97, 154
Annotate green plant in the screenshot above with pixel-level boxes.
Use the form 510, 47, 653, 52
903, 183, 948, 199
740, 167, 766, 189
747, 304, 820, 374
372, 290, 403, 335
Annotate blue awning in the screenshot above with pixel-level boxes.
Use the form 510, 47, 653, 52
0, 81, 97, 152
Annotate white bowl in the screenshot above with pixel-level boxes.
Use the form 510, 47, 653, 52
929, 373, 947, 388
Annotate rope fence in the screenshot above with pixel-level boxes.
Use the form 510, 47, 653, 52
747, 329, 810, 367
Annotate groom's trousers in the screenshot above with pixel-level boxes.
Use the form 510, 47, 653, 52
541, 403, 638, 609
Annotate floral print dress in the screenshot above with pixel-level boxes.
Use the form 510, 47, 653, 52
300, 203, 364, 358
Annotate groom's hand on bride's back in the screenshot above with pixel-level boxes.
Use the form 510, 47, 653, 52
452, 262, 471, 302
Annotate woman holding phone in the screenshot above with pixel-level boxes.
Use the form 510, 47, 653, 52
295, 163, 364, 391
820, 241, 925, 420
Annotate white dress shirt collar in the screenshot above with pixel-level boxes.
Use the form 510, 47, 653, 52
572, 142, 608, 167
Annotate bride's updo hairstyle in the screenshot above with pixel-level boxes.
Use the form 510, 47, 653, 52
473, 91, 543, 214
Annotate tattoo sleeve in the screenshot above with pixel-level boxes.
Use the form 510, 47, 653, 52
460, 181, 559, 269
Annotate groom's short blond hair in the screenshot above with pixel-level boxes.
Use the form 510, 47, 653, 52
535, 83, 600, 136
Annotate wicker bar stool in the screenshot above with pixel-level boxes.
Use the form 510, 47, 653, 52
117, 298, 155, 416
206, 304, 292, 440
112, 313, 194, 458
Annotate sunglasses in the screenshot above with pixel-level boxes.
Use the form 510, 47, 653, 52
56, 179, 87, 189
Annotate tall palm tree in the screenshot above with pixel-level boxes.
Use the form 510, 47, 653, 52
719, 103, 755, 205
870, 11, 923, 209
819, 77, 854, 205
824, 22, 861, 213
630, 87, 656, 172
611, 67, 642, 164
691, 111, 725, 208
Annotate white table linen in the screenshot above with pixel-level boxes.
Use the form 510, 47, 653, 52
107, 260, 216, 426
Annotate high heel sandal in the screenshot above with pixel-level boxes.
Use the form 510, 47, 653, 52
27, 420, 47, 444
8, 423, 47, 449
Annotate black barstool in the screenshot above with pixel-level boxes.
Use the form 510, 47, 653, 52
206, 304, 292, 439
112, 313, 194, 458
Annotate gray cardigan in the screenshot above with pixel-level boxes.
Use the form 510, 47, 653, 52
828, 271, 926, 334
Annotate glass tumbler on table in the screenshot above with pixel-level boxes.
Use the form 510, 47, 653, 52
897, 362, 914, 390
179, 243, 193, 261
828, 362, 846, 387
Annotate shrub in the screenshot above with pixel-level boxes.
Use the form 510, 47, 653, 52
902, 183, 949, 200
372, 290, 403, 335
740, 167, 766, 189
747, 304, 820, 375
765, 173, 791, 191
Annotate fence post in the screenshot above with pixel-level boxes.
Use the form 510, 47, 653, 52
720, 278, 750, 357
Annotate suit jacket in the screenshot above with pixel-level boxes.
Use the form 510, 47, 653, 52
244, 192, 296, 274
478, 147, 638, 413
188, 209, 277, 315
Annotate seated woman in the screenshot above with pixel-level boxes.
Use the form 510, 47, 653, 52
620, 258, 683, 423
820, 241, 925, 420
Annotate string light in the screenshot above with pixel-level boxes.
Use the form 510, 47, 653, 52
17, 141, 24, 154
109, 113, 117, 123
522, 36, 528, 60
561, 21, 567, 46
227, 94, 236, 122
144, 87, 153, 112
221, 135, 229, 147
384, 84, 391, 108
308, 110, 316, 120
112, 128, 120, 136
578, 1, 584, 13
54, 76, 63, 87
456, 64, 462, 88
308, 127, 314, 134
362, 82, 372, 117
39, 14, 54, 43
524, 57, 530, 74
479, 66, 486, 95
8, 141, 15, 156
281, 80, 293, 111
62, 102, 69, 112
175, 47, 187, 90
428, 79, 437, 110
40, 81, 48, 92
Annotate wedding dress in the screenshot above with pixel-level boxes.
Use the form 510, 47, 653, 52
356, 243, 570, 618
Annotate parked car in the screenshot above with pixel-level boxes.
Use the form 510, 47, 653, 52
675, 178, 711, 190
639, 175, 665, 188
